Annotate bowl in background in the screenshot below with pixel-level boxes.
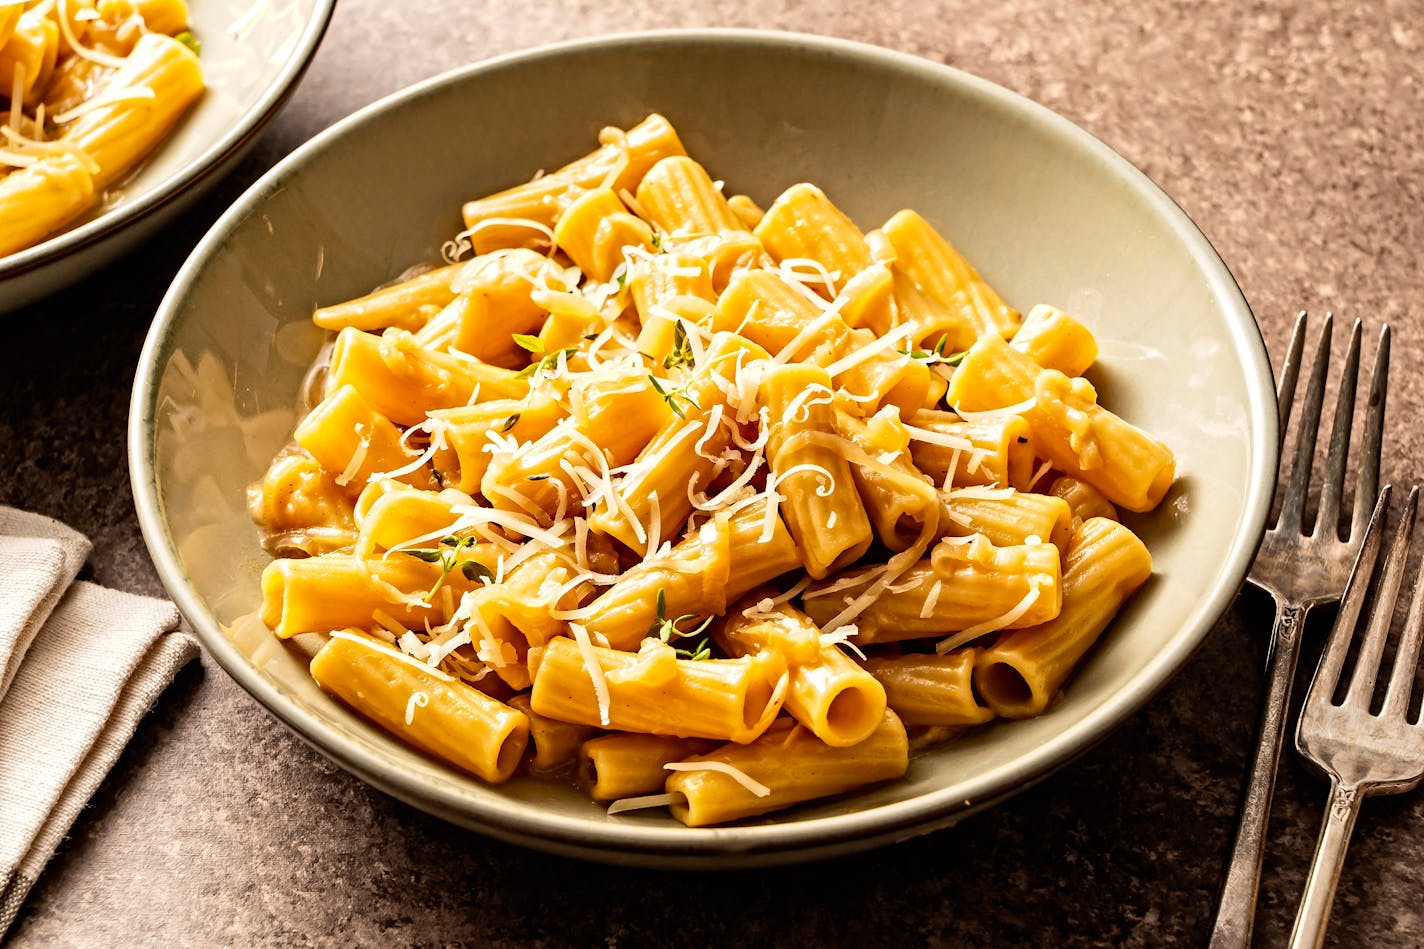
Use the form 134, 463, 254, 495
130, 30, 1276, 866
0, 0, 336, 313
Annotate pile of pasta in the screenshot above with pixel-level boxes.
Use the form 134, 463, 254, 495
251, 114, 1176, 827
0, 0, 203, 257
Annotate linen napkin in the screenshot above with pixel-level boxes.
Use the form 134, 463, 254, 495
0, 507, 199, 937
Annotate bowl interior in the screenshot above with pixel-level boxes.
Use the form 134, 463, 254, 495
0, 0, 334, 299
133, 31, 1275, 863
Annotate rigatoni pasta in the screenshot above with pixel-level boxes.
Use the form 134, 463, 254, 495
247, 114, 1175, 826
0, 4, 204, 256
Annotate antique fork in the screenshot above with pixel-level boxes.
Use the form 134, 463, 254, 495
1209, 313, 1390, 949
1289, 486, 1424, 948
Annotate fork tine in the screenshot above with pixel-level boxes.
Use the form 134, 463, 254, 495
1314, 320, 1362, 539
1352, 324, 1391, 540
1344, 486, 1420, 710
1381, 494, 1424, 722
1277, 310, 1309, 445
1311, 487, 1393, 703
1277, 314, 1334, 533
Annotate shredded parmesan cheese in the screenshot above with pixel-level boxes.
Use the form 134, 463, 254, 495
664, 761, 771, 797
569, 622, 611, 726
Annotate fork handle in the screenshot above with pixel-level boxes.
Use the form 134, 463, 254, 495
1289, 780, 1363, 949
1209, 600, 1308, 949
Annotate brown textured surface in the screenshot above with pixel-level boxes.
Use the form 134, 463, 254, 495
5, 1, 1424, 945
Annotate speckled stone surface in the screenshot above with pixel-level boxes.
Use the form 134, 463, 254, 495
4, 1, 1424, 945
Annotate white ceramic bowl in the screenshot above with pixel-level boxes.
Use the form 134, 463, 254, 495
0, 0, 335, 313
130, 30, 1277, 867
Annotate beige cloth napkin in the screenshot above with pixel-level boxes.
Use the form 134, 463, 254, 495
0, 507, 198, 937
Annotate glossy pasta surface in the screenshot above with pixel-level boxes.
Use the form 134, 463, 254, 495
0, 0, 203, 257
249, 114, 1175, 826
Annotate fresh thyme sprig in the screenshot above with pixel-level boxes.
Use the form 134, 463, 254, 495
512, 334, 577, 379
648, 373, 700, 419
401, 535, 494, 600
662, 320, 695, 370
898, 334, 965, 365
648, 588, 714, 660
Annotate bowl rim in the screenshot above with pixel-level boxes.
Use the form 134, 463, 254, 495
0, 0, 337, 283
130, 27, 1278, 863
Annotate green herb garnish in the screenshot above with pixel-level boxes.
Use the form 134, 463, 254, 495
648, 373, 699, 419
175, 31, 201, 56
648, 588, 715, 660
662, 320, 694, 370
401, 535, 493, 599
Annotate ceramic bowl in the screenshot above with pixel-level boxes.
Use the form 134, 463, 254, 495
130, 30, 1277, 867
0, 0, 335, 313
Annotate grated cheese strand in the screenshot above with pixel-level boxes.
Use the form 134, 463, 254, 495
935, 585, 1042, 655
664, 760, 771, 797
570, 622, 611, 726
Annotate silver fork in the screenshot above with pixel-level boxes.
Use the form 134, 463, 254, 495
1209, 312, 1390, 949
1289, 486, 1424, 948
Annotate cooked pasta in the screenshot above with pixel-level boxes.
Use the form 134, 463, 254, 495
248, 114, 1174, 822
0, 1, 203, 257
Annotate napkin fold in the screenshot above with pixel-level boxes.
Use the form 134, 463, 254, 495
0, 507, 198, 938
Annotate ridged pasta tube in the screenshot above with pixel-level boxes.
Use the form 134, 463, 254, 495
294, 385, 437, 491
313, 263, 464, 333
883, 209, 1019, 347
530, 637, 787, 744
1010, 304, 1098, 377
506, 694, 597, 774
0, 154, 95, 256
460, 114, 686, 253
1048, 475, 1118, 523
635, 155, 747, 239
578, 732, 717, 801
552, 186, 654, 282
664, 712, 909, 827
259, 548, 497, 638
326, 327, 521, 426
831, 408, 939, 552
61, 32, 203, 190
862, 650, 995, 727
761, 363, 873, 578
908, 409, 1035, 490
753, 183, 872, 296
975, 517, 1151, 717
939, 489, 1073, 552
310, 632, 528, 783
720, 602, 886, 747
801, 535, 1062, 643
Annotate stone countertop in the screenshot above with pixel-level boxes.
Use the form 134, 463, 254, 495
6, 1, 1424, 945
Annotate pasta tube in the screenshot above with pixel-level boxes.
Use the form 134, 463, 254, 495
721, 602, 886, 747
635, 155, 746, 239
313, 263, 464, 333
862, 650, 995, 727
762, 363, 873, 578
260, 548, 497, 639
939, 488, 1073, 552
883, 209, 1019, 347
553, 186, 654, 282
801, 535, 1061, 644
530, 637, 787, 744
665, 712, 909, 827
460, 114, 686, 253
753, 183, 872, 296
1010, 304, 1098, 377
975, 517, 1152, 717
0, 154, 96, 257
310, 632, 528, 783
506, 694, 597, 774
578, 733, 717, 801
907, 409, 1035, 491
61, 32, 203, 190
830, 407, 939, 552
1048, 475, 1119, 523
427, 394, 562, 493
326, 327, 519, 426
579, 499, 801, 651
294, 385, 437, 492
